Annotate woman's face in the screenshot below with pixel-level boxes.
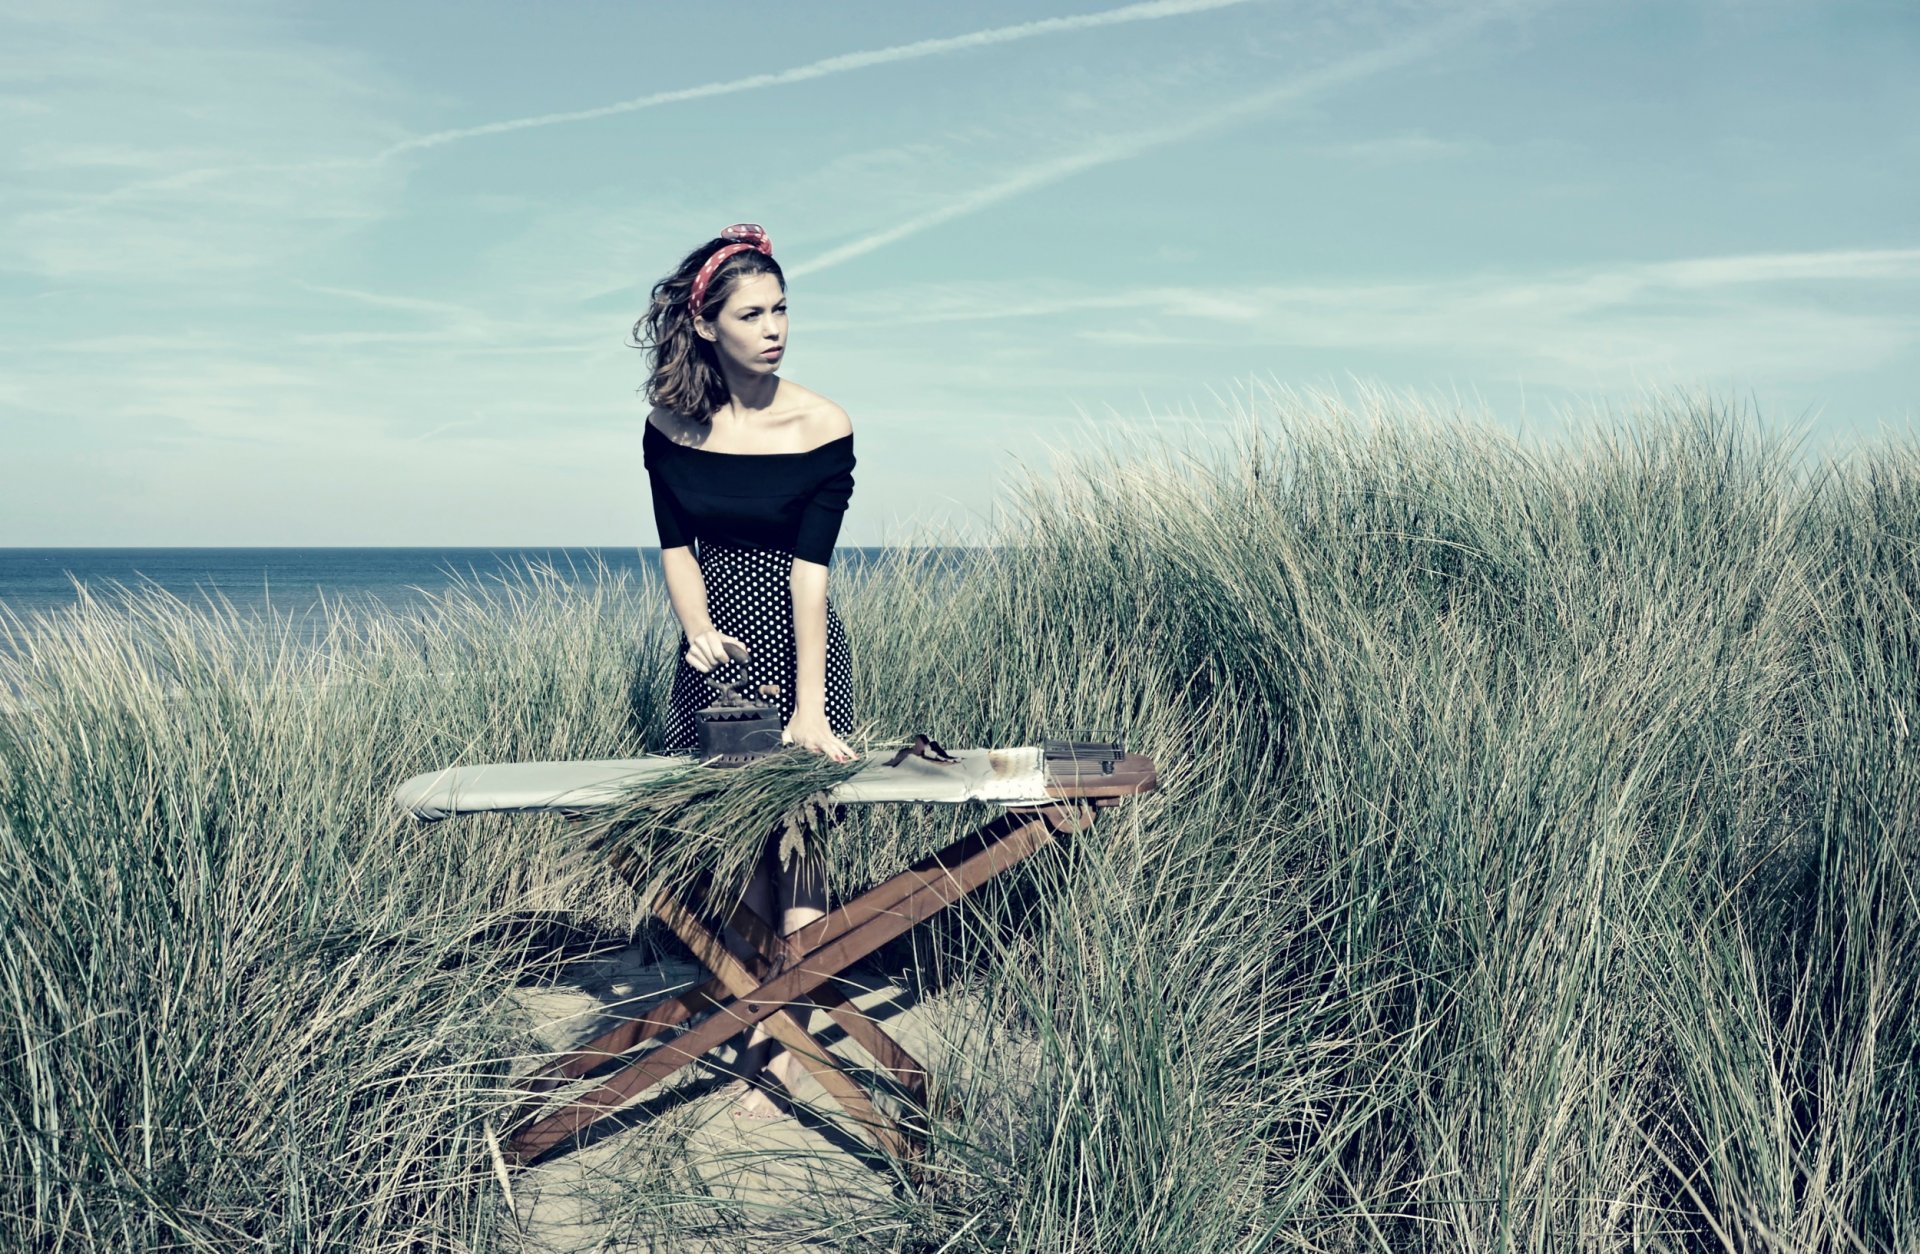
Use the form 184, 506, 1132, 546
696, 272, 787, 377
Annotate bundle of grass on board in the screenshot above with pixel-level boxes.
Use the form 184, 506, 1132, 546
575, 746, 868, 911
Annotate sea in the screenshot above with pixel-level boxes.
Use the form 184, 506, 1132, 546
0, 545, 956, 660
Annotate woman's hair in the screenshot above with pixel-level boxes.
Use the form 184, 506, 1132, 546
634, 237, 786, 421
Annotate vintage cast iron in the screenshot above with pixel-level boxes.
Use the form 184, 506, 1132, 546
694, 677, 785, 768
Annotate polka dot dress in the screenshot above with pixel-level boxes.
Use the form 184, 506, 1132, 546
661, 541, 855, 753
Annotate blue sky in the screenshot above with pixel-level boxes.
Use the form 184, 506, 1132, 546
3, 0, 1915, 546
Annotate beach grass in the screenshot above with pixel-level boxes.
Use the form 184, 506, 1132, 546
0, 390, 1914, 1250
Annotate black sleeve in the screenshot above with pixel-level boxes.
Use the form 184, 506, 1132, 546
792, 453, 854, 567
647, 463, 694, 551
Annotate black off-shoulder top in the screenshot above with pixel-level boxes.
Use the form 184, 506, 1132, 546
643, 419, 856, 567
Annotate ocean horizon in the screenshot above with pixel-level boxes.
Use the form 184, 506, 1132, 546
0, 546, 962, 622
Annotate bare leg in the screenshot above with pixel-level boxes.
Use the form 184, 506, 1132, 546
732, 834, 830, 1119
726, 843, 780, 1104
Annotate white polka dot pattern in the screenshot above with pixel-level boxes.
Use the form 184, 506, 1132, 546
687, 223, 773, 319
661, 540, 854, 753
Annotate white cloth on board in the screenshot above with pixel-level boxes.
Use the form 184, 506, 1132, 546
391, 746, 1054, 822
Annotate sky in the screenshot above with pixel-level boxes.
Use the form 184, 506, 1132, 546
2, 0, 1915, 546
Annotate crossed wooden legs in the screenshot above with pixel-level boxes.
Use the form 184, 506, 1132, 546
505, 802, 1096, 1165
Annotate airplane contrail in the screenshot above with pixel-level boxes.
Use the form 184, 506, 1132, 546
376, 0, 1272, 160
790, 5, 1506, 278
53, 0, 1270, 216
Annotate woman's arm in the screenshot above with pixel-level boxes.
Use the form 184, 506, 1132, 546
647, 447, 716, 644
790, 557, 830, 718
661, 545, 714, 640
791, 405, 860, 748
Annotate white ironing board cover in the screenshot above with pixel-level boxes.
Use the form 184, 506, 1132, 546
393, 747, 1054, 821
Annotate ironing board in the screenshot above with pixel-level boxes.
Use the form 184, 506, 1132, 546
392, 745, 1158, 1165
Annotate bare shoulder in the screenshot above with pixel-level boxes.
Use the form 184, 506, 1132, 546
815, 400, 853, 443
782, 382, 852, 443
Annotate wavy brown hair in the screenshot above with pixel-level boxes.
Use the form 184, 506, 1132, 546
633, 237, 786, 421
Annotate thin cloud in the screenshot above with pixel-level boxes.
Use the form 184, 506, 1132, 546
1648, 248, 1920, 287
788, 4, 1511, 278
811, 245, 1920, 389
1309, 130, 1483, 166
410, 416, 485, 443
295, 281, 490, 321
809, 246, 1920, 329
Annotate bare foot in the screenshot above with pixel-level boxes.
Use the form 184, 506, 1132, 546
730, 1083, 787, 1121
725, 1049, 801, 1121
708, 1077, 778, 1121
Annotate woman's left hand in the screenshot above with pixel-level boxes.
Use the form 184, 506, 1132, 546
783, 710, 858, 763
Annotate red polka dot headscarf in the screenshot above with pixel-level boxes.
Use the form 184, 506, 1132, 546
688, 224, 774, 320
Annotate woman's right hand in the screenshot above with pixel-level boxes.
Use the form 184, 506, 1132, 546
685, 630, 750, 673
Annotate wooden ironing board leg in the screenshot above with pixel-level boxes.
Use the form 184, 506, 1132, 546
716, 897, 931, 1100
505, 808, 1068, 1164
516, 974, 730, 1096
652, 892, 914, 1158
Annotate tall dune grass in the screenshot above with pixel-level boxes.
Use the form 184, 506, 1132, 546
0, 392, 1913, 1250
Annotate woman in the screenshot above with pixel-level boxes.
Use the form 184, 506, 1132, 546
636, 223, 859, 1120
